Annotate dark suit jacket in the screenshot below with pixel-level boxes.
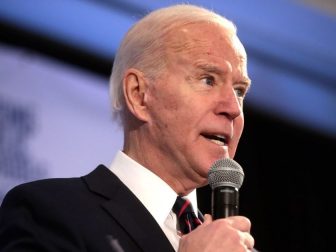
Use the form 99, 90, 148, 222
0, 165, 175, 252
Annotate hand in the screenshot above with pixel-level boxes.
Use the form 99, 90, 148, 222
178, 214, 255, 252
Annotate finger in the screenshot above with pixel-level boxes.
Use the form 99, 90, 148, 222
224, 216, 251, 232
202, 214, 213, 226
242, 231, 255, 250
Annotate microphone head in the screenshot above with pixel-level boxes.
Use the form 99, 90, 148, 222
208, 158, 244, 190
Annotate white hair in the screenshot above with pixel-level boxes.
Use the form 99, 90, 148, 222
109, 4, 237, 125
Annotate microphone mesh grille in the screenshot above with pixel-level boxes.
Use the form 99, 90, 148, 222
208, 158, 244, 189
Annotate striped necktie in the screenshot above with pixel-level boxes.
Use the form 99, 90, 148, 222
172, 196, 202, 234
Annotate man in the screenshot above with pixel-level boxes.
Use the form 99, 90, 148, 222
0, 4, 255, 252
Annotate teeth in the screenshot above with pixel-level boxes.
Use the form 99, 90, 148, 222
204, 134, 227, 146
210, 139, 225, 146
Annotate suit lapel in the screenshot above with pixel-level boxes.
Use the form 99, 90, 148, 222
83, 165, 175, 252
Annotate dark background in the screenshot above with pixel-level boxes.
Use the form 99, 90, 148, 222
1, 1, 335, 252
198, 108, 335, 252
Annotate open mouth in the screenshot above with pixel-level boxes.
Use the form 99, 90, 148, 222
201, 134, 227, 146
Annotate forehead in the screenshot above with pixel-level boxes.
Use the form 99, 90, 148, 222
166, 22, 246, 64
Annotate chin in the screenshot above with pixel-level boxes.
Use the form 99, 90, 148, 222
229, 148, 237, 159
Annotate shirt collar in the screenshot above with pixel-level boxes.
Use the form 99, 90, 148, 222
109, 151, 198, 227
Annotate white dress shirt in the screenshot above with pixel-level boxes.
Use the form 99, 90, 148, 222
109, 151, 199, 251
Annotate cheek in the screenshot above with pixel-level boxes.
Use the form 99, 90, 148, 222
236, 115, 244, 135
151, 84, 193, 120
162, 97, 196, 132
147, 85, 188, 131
229, 115, 244, 157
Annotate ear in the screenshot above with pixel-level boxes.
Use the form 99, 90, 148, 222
123, 68, 149, 122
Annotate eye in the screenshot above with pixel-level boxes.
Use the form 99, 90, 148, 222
201, 75, 215, 86
234, 86, 248, 99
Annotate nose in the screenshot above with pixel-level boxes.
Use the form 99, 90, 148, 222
214, 86, 242, 120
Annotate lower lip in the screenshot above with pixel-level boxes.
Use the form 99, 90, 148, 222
204, 137, 228, 148
203, 138, 230, 158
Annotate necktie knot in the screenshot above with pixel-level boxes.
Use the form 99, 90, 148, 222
172, 196, 202, 234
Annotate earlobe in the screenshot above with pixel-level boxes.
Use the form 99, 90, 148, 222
123, 68, 149, 121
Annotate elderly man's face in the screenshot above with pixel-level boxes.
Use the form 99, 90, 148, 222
144, 22, 250, 188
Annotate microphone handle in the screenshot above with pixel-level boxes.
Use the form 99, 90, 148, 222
211, 186, 239, 219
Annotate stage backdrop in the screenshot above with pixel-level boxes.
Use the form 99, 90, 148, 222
0, 43, 123, 203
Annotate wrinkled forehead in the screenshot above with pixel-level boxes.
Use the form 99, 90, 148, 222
165, 22, 247, 64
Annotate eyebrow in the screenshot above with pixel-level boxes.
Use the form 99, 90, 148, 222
197, 64, 226, 75
196, 63, 252, 87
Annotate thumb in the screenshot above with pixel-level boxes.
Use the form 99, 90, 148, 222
202, 214, 213, 226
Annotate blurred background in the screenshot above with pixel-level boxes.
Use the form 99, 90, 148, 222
0, 0, 335, 251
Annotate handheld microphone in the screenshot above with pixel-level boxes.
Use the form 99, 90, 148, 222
208, 158, 244, 219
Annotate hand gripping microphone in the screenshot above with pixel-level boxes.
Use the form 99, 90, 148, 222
208, 158, 244, 219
